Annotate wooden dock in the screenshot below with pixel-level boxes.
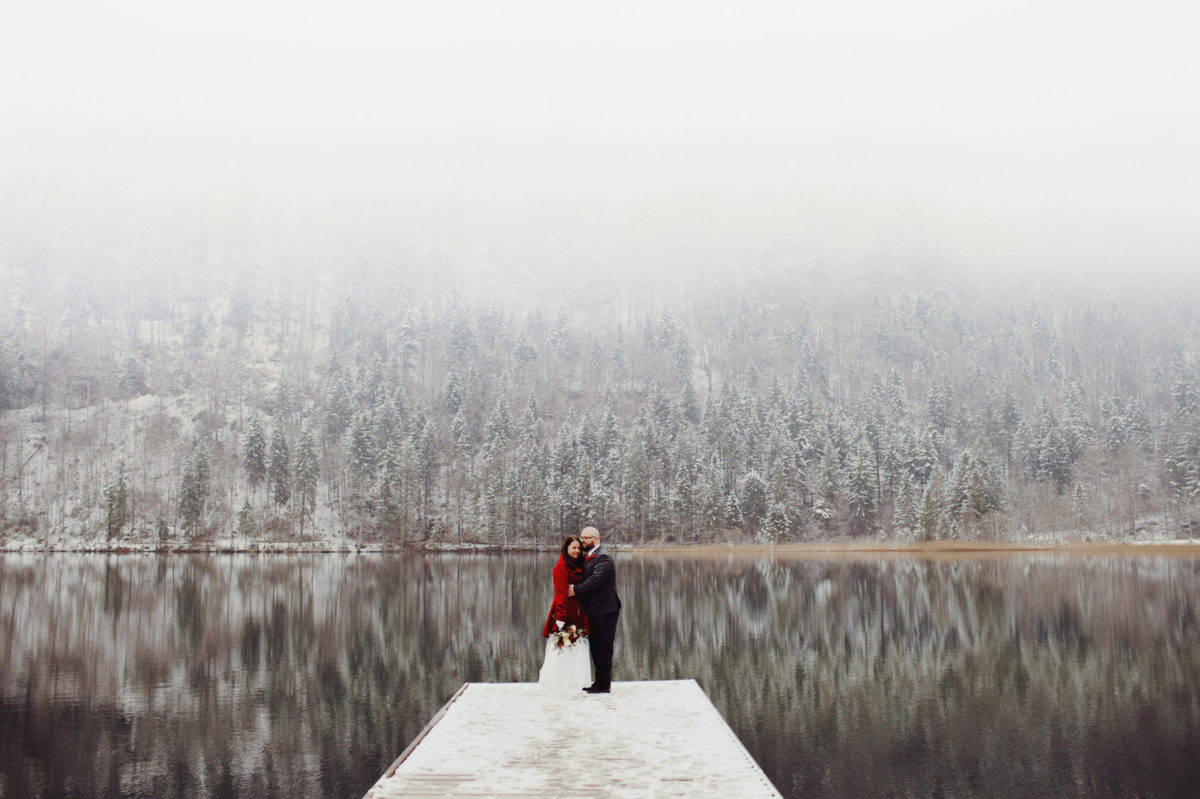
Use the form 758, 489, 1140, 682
363, 680, 783, 798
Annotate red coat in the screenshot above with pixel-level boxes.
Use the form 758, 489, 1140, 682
541, 556, 590, 637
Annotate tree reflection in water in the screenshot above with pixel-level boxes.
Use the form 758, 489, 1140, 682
1, 553, 1197, 798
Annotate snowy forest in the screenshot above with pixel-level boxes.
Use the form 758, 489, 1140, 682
1, 260, 1199, 549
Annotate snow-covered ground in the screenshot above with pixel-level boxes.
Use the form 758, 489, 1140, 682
364, 680, 782, 799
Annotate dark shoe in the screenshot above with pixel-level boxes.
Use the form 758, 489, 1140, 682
583, 685, 610, 694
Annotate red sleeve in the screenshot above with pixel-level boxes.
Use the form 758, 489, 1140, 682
552, 560, 569, 602
543, 560, 568, 637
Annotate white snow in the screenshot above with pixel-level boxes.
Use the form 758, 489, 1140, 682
363, 680, 782, 799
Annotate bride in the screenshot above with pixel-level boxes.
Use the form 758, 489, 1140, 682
538, 535, 592, 694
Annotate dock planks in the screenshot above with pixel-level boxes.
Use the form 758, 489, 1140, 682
363, 680, 782, 798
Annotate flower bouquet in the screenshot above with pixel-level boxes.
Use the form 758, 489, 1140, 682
549, 620, 584, 650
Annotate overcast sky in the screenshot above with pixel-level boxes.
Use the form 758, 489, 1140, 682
3, 0, 1198, 290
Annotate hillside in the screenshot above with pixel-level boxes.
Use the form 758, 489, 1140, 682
2, 260, 1199, 549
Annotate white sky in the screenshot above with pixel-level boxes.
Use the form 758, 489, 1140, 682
3, 0, 1199, 286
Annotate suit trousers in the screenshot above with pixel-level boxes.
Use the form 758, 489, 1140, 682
588, 610, 620, 689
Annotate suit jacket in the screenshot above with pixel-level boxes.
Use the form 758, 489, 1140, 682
574, 544, 622, 617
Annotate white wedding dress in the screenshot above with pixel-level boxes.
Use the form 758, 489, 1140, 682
538, 634, 592, 695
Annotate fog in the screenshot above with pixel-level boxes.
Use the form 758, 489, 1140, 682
3, 0, 1198, 292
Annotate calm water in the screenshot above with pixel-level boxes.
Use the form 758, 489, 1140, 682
2, 552, 1198, 798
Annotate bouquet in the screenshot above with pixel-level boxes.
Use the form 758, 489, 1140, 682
549, 620, 584, 650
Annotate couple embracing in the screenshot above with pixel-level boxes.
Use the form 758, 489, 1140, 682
538, 526, 622, 694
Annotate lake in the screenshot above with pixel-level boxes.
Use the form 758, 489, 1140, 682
2, 551, 1198, 798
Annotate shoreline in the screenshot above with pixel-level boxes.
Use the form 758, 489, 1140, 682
3, 539, 1200, 556
632, 540, 1200, 558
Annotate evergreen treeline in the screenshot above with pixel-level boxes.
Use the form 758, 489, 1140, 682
1, 264, 1199, 545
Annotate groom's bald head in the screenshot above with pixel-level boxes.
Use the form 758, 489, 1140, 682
580, 527, 599, 548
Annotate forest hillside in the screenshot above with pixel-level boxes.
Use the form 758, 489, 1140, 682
2, 260, 1199, 549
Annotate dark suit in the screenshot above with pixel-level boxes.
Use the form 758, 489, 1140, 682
574, 544, 621, 689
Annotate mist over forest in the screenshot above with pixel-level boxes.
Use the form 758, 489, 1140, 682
2, 252, 1198, 549
4, 0, 1200, 550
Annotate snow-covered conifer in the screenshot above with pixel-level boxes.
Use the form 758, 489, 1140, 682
268, 426, 291, 509
178, 447, 211, 538
242, 414, 267, 493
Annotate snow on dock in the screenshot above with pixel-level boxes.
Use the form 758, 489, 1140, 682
363, 680, 782, 798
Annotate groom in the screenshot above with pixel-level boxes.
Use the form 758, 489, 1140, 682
569, 526, 621, 693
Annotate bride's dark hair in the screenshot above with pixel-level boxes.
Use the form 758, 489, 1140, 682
560, 535, 584, 566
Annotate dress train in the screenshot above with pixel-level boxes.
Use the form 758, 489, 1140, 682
538, 636, 592, 694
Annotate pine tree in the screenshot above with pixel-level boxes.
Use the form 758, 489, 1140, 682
1038, 426, 1073, 492
237, 500, 256, 540
368, 398, 400, 455
672, 446, 701, 540
272, 374, 298, 421
928, 379, 954, 433
178, 447, 210, 539
1170, 356, 1198, 414
953, 449, 1006, 524
594, 450, 619, 524
678, 381, 701, 425
323, 375, 354, 442
738, 470, 768, 532
893, 473, 917, 539
917, 474, 943, 541
845, 440, 879, 535
103, 460, 129, 540
0, 337, 17, 413
378, 440, 404, 538
994, 381, 1022, 455
567, 452, 593, 534
513, 332, 539, 367
443, 369, 463, 415
648, 381, 674, 436
448, 411, 472, 531
762, 500, 790, 544
901, 425, 938, 485
516, 439, 552, 536
884, 366, 907, 417
1163, 431, 1199, 504
625, 437, 651, 542
485, 395, 512, 448
294, 428, 320, 535
1060, 379, 1092, 463
481, 438, 507, 542
702, 472, 726, 533
612, 325, 628, 388
674, 333, 695, 375
347, 412, 375, 481
723, 488, 743, 529
242, 413, 267, 495
1072, 482, 1091, 534
1102, 400, 1122, 456
811, 443, 841, 531
766, 428, 799, 509
1013, 419, 1040, 480
450, 312, 478, 362
520, 395, 542, 442
417, 420, 438, 526
947, 449, 973, 517
268, 426, 291, 510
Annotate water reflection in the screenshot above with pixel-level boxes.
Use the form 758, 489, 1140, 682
1, 553, 1198, 798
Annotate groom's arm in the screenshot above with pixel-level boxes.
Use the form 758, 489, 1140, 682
572, 555, 612, 597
